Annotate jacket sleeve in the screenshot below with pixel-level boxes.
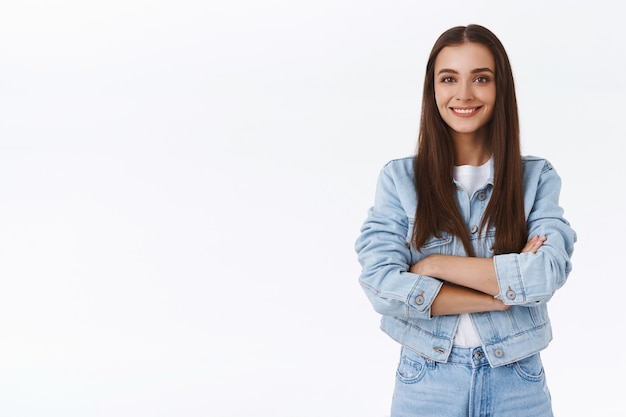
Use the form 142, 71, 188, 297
493, 160, 577, 306
355, 163, 443, 320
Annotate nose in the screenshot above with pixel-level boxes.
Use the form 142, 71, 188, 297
456, 82, 473, 101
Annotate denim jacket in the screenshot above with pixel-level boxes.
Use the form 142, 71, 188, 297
355, 155, 576, 367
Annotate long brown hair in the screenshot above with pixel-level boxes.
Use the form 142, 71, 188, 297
411, 24, 526, 256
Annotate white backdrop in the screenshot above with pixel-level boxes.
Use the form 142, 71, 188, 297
0, 1, 622, 416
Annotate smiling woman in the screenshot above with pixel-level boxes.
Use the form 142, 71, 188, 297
355, 24, 577, 417
434, 43, 496, 150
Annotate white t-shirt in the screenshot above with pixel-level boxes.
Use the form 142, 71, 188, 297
452, 158, 493, 347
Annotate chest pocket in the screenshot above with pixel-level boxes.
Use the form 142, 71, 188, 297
406, 218, 454, 261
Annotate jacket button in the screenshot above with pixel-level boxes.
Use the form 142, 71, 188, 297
506, 289, 516, 300
415, 295, 425, 305
494, 349, 504, 358
477, 192, 486, 201
470, 225, 478, 234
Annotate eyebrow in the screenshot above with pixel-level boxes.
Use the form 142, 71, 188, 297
437, 67, 495, 75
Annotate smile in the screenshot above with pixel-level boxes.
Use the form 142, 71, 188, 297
451, 107, 481, 115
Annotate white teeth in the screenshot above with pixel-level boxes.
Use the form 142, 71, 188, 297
453, 108, 477, 114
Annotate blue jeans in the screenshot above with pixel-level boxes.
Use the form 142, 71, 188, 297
390, 346, 553, 417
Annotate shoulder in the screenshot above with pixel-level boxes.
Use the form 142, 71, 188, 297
521, 155, 563, 195
380, 156, 415, 178
375, 156, 417, 209
522, 155, 555, 174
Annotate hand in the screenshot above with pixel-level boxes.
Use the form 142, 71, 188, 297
521, 234, 546, 254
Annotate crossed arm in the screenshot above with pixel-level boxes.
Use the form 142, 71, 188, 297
410, 235, 547, 316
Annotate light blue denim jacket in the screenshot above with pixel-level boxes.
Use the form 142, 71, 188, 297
355, 155, 576, 367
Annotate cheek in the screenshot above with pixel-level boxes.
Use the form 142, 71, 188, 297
434, 91, 446, 110
485, 92, 496, 113
483, 88, 496, 107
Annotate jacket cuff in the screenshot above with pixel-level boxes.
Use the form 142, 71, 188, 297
493, 254, 525, 304
407, 274, 443, 318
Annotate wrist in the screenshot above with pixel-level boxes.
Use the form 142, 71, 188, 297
419, 254, 439, 277
492, 297, 510, 311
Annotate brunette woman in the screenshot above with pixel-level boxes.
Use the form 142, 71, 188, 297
355, 24, 576, 417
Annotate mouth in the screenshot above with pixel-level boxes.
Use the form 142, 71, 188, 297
451, 106, 481, 116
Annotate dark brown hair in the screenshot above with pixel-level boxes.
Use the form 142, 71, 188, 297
411, 24, 526, 255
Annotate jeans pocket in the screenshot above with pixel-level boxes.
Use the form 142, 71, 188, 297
396, 349, 429, 384
511, 353, 545, 382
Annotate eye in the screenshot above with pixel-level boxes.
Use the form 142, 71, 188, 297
474, 75, 490, 83
441, 76, 455, 83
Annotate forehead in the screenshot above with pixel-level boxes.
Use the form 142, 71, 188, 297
434, 42, 495, 71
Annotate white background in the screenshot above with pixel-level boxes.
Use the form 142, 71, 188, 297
0, 1, 622, 416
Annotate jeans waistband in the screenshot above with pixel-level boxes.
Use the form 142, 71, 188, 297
446, 346, 490, 368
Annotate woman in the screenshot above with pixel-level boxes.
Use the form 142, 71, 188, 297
355, 24, 576, 417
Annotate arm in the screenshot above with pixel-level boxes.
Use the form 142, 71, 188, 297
412, 235, 546, 295
413, 256, 499, 295
356, 162, 443, 320
492, 160, 576, 305
422, 235, 546, 316
430, 284, 507, 316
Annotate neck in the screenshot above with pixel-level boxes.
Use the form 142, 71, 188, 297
452, 132, 491, 166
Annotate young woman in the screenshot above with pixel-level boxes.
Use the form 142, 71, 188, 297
355, 25, 576, 417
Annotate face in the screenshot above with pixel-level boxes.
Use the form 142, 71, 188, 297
434, 42, 496, 142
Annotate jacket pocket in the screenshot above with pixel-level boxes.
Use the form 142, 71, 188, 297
406, 218, 453, 256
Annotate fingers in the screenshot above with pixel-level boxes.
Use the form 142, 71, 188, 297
521, 234, 546, 254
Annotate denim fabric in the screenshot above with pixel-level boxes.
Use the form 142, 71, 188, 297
391, 346, 553, 417
355, 156, 576, 366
